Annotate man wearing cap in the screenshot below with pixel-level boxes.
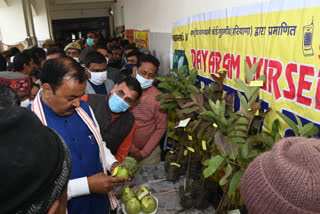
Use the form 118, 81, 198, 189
30, 57, 126, 214
0, 106, 71, 214
64, 42, 82, 63
0, 71, 32, 107
84, 51, 114, 95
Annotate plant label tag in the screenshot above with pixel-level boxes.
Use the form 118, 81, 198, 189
187, 147, 195, 153
175, 118, 191, 128
169, 151, 174, 154
170, 162, 181, 167
188, 135, 193, 140
213, 123, 218, 128
184, 150, 188, 156
202, 140, 207, 150
228, 209, 241, 214
249, 80, 263, 87
112, 167, 118, 176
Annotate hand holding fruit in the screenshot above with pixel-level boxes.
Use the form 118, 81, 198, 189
87, 172, 127, 194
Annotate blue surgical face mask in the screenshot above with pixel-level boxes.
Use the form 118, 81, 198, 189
86, 38, 94, 47
136, 73, 154, 89
108, 92, 129, 113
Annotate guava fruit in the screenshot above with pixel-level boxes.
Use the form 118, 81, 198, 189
135, 186, 150, 200
125, 197, 141, 214
141, 195, 157, 213
113, 166, 129, 178
121, 187, 135, 203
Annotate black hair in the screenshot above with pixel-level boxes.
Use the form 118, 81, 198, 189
0, 83, 20, 107
110, 44, 122, 51
124, 43, 136, 51
127, 49, 142, 58
22, 49, 40, 66
84, 51, 107, 68
13, 52, 32, 71
46, 47, 65, 57
31, 47, 46, 62
118, 77, 142, 100
137, 54, 160, 71
96, 44, 112, 54
87, 31, 98, 38
120, 40, 129, 48
40, 57, 86, 92
31, 81, 40, 89
0, 55, 7, 71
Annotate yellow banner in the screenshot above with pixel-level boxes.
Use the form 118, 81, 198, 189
134, 30, 149, 48
172, 1, 320, 137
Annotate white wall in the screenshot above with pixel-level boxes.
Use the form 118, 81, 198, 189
123, 0, 272, 33
0, 0, 28, 45
33, 0, 51, 41
116, 0, 272, 75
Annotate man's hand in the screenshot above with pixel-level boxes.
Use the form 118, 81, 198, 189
87, 173, 127, 194
110, 162, 121, 174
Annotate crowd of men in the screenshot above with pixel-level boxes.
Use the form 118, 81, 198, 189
0, 32, 167, 214
1, 32, 320, 214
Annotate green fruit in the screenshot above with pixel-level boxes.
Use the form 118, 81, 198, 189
113, 166, 129, 178
141, 195, 157, 213
125, 197, 141, 214
121, 187, 135, 203
135, 187, 150, 200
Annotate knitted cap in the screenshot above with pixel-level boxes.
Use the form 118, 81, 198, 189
240, 137, 320, 214
0, 107, 71, 214
0, 71, 31, 92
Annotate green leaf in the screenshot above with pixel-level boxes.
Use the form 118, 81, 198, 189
234, 78, 249, 97
209, 99, 217, 114
237, 91, 248, 110
203, 155, 225, 178
294, 114, 303, 132
244, 61, 251, 84
230, 137, 246, 143
160, 102, 178, 109
182, 106, 200, 114
277, 111, 299, 136
247, 149, 259, 159
228, 170, 244, 198
240, 143, 249, 158
271, 119, 280, 137
172, 91, 184, 99
219, 164, 232, 186
249, 62, 260, 82
158, 82, 173, 91
248, 93, 259, 109
301, 123, 319, 137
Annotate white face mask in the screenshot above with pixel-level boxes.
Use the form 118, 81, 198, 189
20, 99, 31, 108
73, 57, 80, 63
88, 69, 107, 85
136, 73, 154, 89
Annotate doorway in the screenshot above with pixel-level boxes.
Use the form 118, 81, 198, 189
52, 17, 110, 48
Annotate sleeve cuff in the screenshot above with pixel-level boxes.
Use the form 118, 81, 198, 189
67, 177, 90, 200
